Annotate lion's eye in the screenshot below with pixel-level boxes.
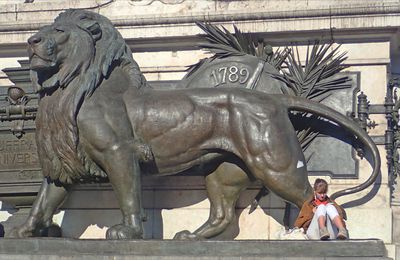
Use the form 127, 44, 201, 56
55, 28, 64, 33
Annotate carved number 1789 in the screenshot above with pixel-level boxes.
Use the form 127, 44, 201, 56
210, 66, 250, 87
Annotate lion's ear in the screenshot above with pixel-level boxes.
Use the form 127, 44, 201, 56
87, 22, 102, 41
81, 20, 102, 42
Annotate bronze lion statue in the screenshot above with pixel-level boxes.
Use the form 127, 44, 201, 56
8, 10, 380, 240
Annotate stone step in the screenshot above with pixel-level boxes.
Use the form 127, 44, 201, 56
0, 238, 390, 260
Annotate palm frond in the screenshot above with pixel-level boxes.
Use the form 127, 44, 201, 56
275, 41, 352, 151
196, 22, 253, 58
277, 42, 351, 101
184, 58, 211, 79
270, 47, 290, 70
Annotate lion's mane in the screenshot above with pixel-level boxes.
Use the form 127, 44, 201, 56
34, 9, 148, 183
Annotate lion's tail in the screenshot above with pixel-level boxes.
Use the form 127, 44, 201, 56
276, 94, 381, 200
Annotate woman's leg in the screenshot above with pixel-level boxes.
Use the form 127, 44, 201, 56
315, 205, 330, 240
315, 205, 327, 228
326, 204, 343, 228
326, 203, 348, 239
306, 213, 320, 239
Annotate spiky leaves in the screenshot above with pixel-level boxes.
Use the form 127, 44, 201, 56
277, 43, 352, 151
196, 22, 257, 58
185, 22, 288, 78
185, 22, 253, 78
277, 43, 351, 102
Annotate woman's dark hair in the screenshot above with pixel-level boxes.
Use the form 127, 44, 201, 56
313, 178, 328, 193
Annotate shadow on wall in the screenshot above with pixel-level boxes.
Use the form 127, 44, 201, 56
59, 179, 209, 239
0, 223, 4, 237
58, 153, 378, 239
58, 185, 296, 239
340, 152, 382, 209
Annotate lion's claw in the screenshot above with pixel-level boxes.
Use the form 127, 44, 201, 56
7, 223, 62, 238
6, 226, 33, 238
35, 224, 62, 237
106, 224, 142, 240
173, 230, 202, 240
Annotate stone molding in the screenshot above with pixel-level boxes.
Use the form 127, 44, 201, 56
1, 1, 400, 55
1, 2, 400, 32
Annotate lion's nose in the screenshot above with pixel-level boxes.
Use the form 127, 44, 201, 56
28, 35, 42, 45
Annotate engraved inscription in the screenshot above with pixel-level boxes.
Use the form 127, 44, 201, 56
210, 66, 250, 87
0, 133, 40, 170
17, 170, 41, 180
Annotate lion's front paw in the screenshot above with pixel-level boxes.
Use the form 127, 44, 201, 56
173, 230, 202, 240
35, 224, 62, 237
6, 225, 34, 238
106, 224, 143, 240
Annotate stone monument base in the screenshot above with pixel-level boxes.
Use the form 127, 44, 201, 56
0, 238, 390, 260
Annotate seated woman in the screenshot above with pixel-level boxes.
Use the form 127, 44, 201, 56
294, 178, 348, 240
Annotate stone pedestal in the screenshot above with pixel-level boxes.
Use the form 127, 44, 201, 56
0, 238, 390, 260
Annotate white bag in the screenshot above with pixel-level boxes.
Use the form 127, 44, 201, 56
277, 227, 309, 240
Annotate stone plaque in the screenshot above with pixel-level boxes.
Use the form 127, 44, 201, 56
305, 72, 360, 178
0, 132, 41, 183
183, 55, 283, 94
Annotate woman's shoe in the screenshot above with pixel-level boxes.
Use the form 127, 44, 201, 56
319, 227, 330, 240
337, 228, 348, 240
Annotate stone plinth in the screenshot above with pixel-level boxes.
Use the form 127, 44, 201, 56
0, 238, 390, 260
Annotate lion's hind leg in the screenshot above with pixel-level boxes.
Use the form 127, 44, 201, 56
246, 158, 313, 210
174, 164, 250, 240
234, 107, 313, 209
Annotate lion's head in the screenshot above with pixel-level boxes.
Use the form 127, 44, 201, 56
28, 20, 95, 92
28, 9, 146, 105
31, 10, 147, 183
